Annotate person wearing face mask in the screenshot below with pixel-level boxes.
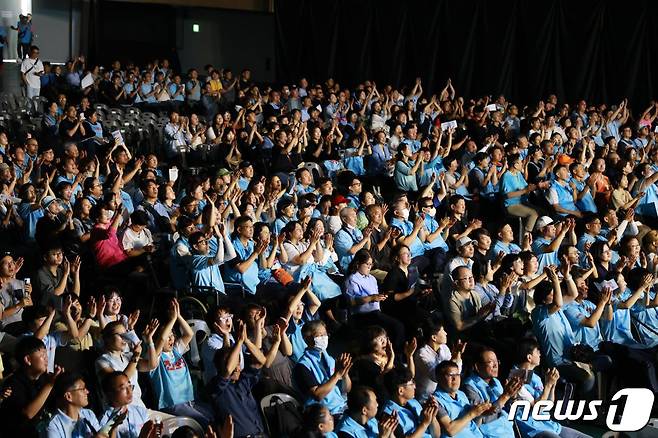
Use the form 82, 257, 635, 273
293, 320, 352, 415
335, 207, 372, 272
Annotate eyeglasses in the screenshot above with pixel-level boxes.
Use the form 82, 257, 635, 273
445, 372, 461, 378
69, 386, 88, 392
218, 314, 234, 323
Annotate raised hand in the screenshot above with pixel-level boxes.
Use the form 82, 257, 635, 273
404, 337, 417, 357
128, 310, 140, 331
142, 318, 160, 341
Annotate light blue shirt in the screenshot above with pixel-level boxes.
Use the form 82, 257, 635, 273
100, 404, 148, 438
563, 300, 604, 351
46, 408, 101, 438
500, 171, 527, 207
345, 273, 380, 314
531, 306, 575, 367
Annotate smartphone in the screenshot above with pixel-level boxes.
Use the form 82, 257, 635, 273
80, 113, 85, 120
24, 278, 30, 285
509, 368, 533, 384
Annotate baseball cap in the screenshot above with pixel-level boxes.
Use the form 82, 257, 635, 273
557, 154, 574, 165
535, 216, 554, 230
331, 194, 349, 207
42, 196, 58, 209
455, 237, 475, 249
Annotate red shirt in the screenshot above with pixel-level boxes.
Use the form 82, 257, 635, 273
91, 223, 128, 269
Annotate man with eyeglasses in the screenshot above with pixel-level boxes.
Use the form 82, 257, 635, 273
433, 360, 489, 438
187, 225, 236, 295
463, 348, 521, 438
100, 371, 148, 438
446, 266, 495, 335
46, 372, 107, 438
382, 366, 441, 438
201, 305, 244, 384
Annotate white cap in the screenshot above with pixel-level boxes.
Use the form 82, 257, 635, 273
535, 216, 554, 230
456, 236, 475, 249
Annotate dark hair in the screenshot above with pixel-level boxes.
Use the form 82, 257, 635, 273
53, 371, 84, 400
102, 321, 124, 342
435, 360, 460, 380
517, 338, 540, 364
101, 371, 127, 397
22, 305, 49, 325
346, 386, 374, 414
384, 366, 414, 395
360, 325, 387, 354
301, 320, 325, 342
14, 336, 45, 363
188, 231, 206, 247
347, 249, 372, 275
130, 209, 149, 226
472, 260, 488, 281
302, 404, 331, 433
533, 281, 555, 306
171, 426, 201, 438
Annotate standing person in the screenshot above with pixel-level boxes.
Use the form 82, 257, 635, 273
11, 14, 32, 60
20, 45, 43, 99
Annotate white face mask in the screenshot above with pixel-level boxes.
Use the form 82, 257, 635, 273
401, 208, 410, 221
427, 207, 436, 217
314, 335, 329, 351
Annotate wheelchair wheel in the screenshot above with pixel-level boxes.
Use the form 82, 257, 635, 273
178, 295, 208, 320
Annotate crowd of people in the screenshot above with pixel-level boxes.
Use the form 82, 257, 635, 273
0, 42, 658, 438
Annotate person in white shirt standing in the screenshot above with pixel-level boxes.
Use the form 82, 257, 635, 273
20, 45, 43, 99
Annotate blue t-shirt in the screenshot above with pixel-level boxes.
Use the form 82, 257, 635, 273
563, 300, 604, 350
500, 171, 528, 207
531, 306, 575, 367
149, 344, 195, 409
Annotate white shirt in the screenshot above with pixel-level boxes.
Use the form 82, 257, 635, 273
414, 344, 462, 400
21, 57, 44, 89
95, 352, 145, 408
121, 227, 153, 251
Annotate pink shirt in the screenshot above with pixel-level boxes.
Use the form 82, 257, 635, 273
91, 224, 128, 268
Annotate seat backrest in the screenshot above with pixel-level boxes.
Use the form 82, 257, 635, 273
260, 392, 300, 410
161, 416, 204, 438
186, 319, 210, 366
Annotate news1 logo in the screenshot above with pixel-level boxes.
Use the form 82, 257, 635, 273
509, 388, 654, 432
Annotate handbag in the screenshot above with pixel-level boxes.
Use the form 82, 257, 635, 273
272, 268, 294, 286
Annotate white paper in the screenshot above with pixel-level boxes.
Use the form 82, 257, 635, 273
485, 103, 498, 112
654, 125, 658, 133
440, 120, 458, 131
168, 166, 179, 182
234, 105, 243, 112
81, 73, 94, 89
111, 130, 124, 145
595, 279, 619, 291
316, 104, 322, 112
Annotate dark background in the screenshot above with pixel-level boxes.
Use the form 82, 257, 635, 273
274, 0, 658, 106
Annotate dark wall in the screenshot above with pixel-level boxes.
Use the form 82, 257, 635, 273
95, 2, 178, 66
177, 8, 275, 82
274, 0, 658, 105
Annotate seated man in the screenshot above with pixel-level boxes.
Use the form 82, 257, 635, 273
187, 226, 236, 294
100, 371, 148, 438
334, 207, 371, 272
463, 348, 521, 438
226, 216, 264, 295
0, 336, 63, 438
0, 252, 33, 328
511, 338, 592, 438
434, 360, 489, 438
390, 199, 430, 273
546, 164, 583, 218
336, 385, 398, 438
446, 266, 495, 336
382, 367, 441, 438
35, 243, 81, 308
293, 320, 352, 415
210, 320, 266, 438
531, 217, 575, 271
46, 372, 103, 438
21, 303, 79, 373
